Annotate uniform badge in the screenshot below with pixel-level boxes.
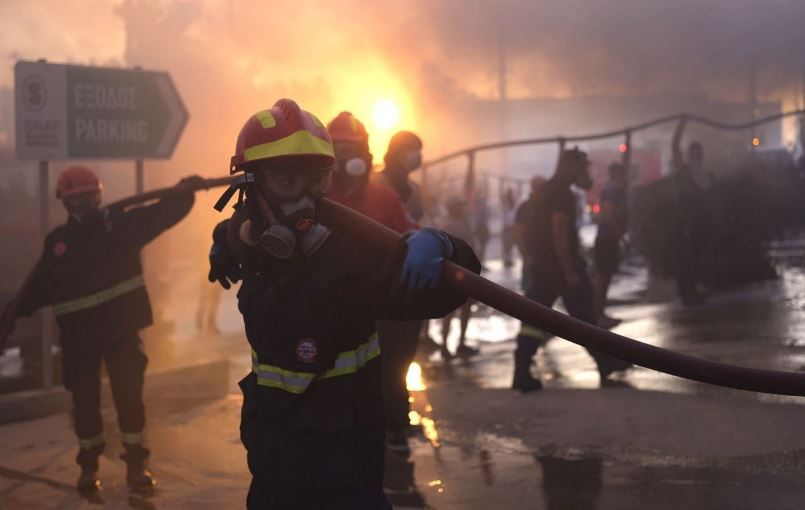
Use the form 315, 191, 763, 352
296, 338, 318, 363
53, 241, 67, 257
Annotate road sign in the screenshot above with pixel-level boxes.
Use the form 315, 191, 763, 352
14, 60, 188, 160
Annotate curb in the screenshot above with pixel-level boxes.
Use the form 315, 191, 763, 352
0, 359, 229, 425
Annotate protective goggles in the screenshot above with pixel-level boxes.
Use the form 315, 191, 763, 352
255, 167, 332, 202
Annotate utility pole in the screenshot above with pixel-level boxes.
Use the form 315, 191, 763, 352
749, 63, 759, 151
497, 14, 508, 191
799, 63, 805, 164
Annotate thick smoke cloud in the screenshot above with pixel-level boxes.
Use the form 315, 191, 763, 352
401, 0, 805, 100
3, 0, 805, 159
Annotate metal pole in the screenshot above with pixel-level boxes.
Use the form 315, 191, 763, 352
465, 151, 476, 194
135, 159, 144, 194
750, 63, 758, 152
39, 161, 53, 389
497, 17, 508, 179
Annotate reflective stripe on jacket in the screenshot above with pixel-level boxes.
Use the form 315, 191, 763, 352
54, 275, 145, 316
251, 333, 380, 394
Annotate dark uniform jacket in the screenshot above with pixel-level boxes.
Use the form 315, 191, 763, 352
224, 217, 480, 503
15, 193, 194, 345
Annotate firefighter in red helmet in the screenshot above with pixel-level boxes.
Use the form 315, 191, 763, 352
327, 112, 417, 235
208, 99, 480, 508
0, 165, 203, 492
327, 112, 423, 457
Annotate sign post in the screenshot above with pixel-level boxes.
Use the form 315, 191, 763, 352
135, 159, 144, 194
14, 60, 188, 388
38, 160, 53, 389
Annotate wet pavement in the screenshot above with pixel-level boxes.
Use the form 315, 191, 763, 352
4, 237, 805, 508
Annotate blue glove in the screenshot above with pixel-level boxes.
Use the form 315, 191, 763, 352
400, 228, 454, 292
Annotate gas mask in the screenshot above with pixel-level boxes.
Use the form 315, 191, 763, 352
64, 192, 102, 221
241, 168, 333, 259
215, 166, 333, 260
257, 195, 330, 259
75, 208, 110, 234
403, 150, 422, 172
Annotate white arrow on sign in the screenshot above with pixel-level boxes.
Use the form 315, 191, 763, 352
154, 72, 188, 158
14, 60, 189, 161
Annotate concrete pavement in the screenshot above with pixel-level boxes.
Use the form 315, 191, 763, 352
4, 247, 805, 508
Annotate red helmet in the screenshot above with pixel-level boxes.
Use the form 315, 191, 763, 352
230, 99, 335, 174
56, 166, 103, 199
327, 112, 369, 145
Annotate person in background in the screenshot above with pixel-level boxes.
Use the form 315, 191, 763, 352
501, 186, 518, 268
515, 175, 547, 292
440, 196, 480, 359
196, 279, 222, 335
593, 158, 630, 328
672, 118, 713, 306
327, 112, 417, 234
472, 186, 491, 265
512, 150, 632, 392
376, 131, 425, 224
374, 130, 431, 455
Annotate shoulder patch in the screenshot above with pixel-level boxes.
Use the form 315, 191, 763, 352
296, 338, 318, 364
53, 241, 67, 257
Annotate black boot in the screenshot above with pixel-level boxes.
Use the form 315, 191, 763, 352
76, 465, 101, 492
75, 443, 104, 492
596, 355, 633, 383
121, 444, 155, 491
512, 356, 542, 393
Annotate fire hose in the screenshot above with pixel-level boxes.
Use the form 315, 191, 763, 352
102, 177, 805, 397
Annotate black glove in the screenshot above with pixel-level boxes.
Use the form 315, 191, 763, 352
208, 220, 242, 290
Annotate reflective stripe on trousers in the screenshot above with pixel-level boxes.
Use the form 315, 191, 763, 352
251, 333, 381, 394
121, 431, 145, 445
78, 434, 105, 450
519, 324, 545, 340
54, 275, 145, 316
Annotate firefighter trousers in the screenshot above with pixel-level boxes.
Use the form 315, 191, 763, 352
61, 331, 148, 467
376, 320, 422, 431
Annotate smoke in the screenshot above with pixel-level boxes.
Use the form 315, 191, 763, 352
3, 0, 805, 167
1, 0, 804, 348
408, 0, 805, 100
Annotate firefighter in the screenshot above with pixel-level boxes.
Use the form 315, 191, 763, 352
326, 112, 423, 456
0, 166, 201, 492
326, 111, 417, 234
370, 130, 433, 454
208, 99, 480, 508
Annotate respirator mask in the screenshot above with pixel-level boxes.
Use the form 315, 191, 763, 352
334, 141, 371, 179
239, 167, 333, 259
344, 157, 368, 177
